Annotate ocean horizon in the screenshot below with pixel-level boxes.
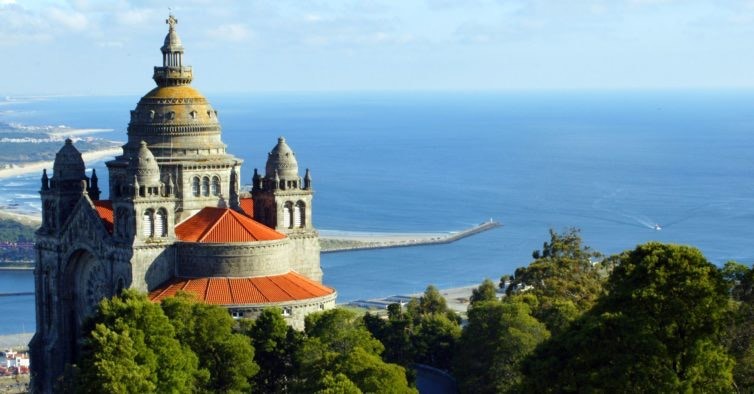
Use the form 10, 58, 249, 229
0, 90, 753, 335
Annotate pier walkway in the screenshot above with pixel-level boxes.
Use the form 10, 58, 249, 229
320, 219, 501, 253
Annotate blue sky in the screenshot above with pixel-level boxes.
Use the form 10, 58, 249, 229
2, 0, 754, 95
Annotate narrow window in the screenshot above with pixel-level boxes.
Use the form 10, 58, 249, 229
192, 177, 200, 197
283, 202, 293, 228
211, 176, 220, 196
143, 210, 154, 237
155, 209, 167, 237
295, 201, 305, 228
202, 176, 210, 196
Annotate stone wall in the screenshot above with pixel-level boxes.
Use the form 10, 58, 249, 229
287, 231, 322, 282
176, 238, 292, 278
228, 292, 337, 330
132, 245, 176, 291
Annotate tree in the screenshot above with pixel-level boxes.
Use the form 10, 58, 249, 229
244, 307, 302, 392
76, 289, 204, 393
720, 261, 754, 391
75, 324, 155, 394
364, 310, 413, 368
161, 293, 259, 393
406, 285, 460, 325
469, 278, 497, 305
454, 299, 549, 394
520, 242, 735, 392
296, 309, 416, 393
506, 228, 604, 334
411, 314, 460, 371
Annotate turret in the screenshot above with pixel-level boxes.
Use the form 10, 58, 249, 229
40, 139, 90, 231
252, 136, 314, 231
153, 14, 192, 87
128, 141, 162, 197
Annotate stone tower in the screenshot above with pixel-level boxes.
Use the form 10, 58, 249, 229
252, 137, 322, 281
30, 15, 335, 393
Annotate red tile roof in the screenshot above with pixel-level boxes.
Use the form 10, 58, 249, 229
93, 200, 114, 233
148, 271, 335, 304
239, 197, 254, 218
175, 207, 284, 243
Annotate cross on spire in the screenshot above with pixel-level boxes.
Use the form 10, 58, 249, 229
166, 13, 177, 29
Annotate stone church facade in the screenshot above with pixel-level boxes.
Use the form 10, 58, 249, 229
30, 16, 336, 392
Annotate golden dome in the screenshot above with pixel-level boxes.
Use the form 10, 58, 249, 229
142, 85, 206, 100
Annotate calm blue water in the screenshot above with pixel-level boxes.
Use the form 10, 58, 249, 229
2, 90, 754, 335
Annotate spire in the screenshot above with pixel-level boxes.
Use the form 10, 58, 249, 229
229, 163, 240, 210
167, 173, 175, 196
252, 168, 261, 191
133, 175, 140, 198
41, 168, 49, 191
153, 13, 192, 86
304, 168, 312, 190
88, 168, 101, 200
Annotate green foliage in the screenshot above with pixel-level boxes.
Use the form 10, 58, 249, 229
315, 373, 362, 393
160, 293, 259, 393
406, 285, 460, 325
76, 324, 155, 393
244, 307, 303, 393
520, 242, 735, 393
365, 285, 461, 373
469, 278, 497, 305
297, 309, 416, 394
0, 219, 35, 262
411, 314, 461, 371
719, 262, 754, 391
454, 299, 550, 394
507, 228, 605, 335
0, 218, 35, 242
76, 289, 203, 393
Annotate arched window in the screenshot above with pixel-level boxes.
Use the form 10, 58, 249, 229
211, 176, 220, 196
295, 201, 305, 228
143, 209, 154, 237
283, 202, 293, 229
202, 176, 210, 196
155, 208, 167, 237
192, 177, 200, 197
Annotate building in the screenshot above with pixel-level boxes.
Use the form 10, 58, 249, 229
29, 15, 336, 392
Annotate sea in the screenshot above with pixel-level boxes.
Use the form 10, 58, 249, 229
0, 90, 753, 335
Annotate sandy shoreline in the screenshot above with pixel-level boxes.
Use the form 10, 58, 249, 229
0, 210, 40, 226
0, 147, 122, 180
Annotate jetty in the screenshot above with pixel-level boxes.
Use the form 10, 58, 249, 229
320, 219, 502, 253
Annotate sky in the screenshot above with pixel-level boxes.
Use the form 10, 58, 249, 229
2, 0, 754, 95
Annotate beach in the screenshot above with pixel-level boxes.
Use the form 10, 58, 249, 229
0, 147, 121, 180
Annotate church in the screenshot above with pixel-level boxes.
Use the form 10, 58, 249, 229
29, 15, 336, 392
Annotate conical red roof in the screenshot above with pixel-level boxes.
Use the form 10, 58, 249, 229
148, 271, 335, 304
175, 207, 284, 243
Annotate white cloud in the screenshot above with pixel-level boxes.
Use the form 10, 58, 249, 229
0, 0, 17, 5
206, 23, 252, 42
46, 7, 88, 31
117, 8, 154, 27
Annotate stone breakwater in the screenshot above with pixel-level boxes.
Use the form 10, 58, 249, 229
319, 220, 502, 253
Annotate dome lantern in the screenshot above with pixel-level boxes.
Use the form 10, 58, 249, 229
153, 14, 192, 87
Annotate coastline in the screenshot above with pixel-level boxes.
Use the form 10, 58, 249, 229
0, 147, 122, 180
320, 220, 501, 253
